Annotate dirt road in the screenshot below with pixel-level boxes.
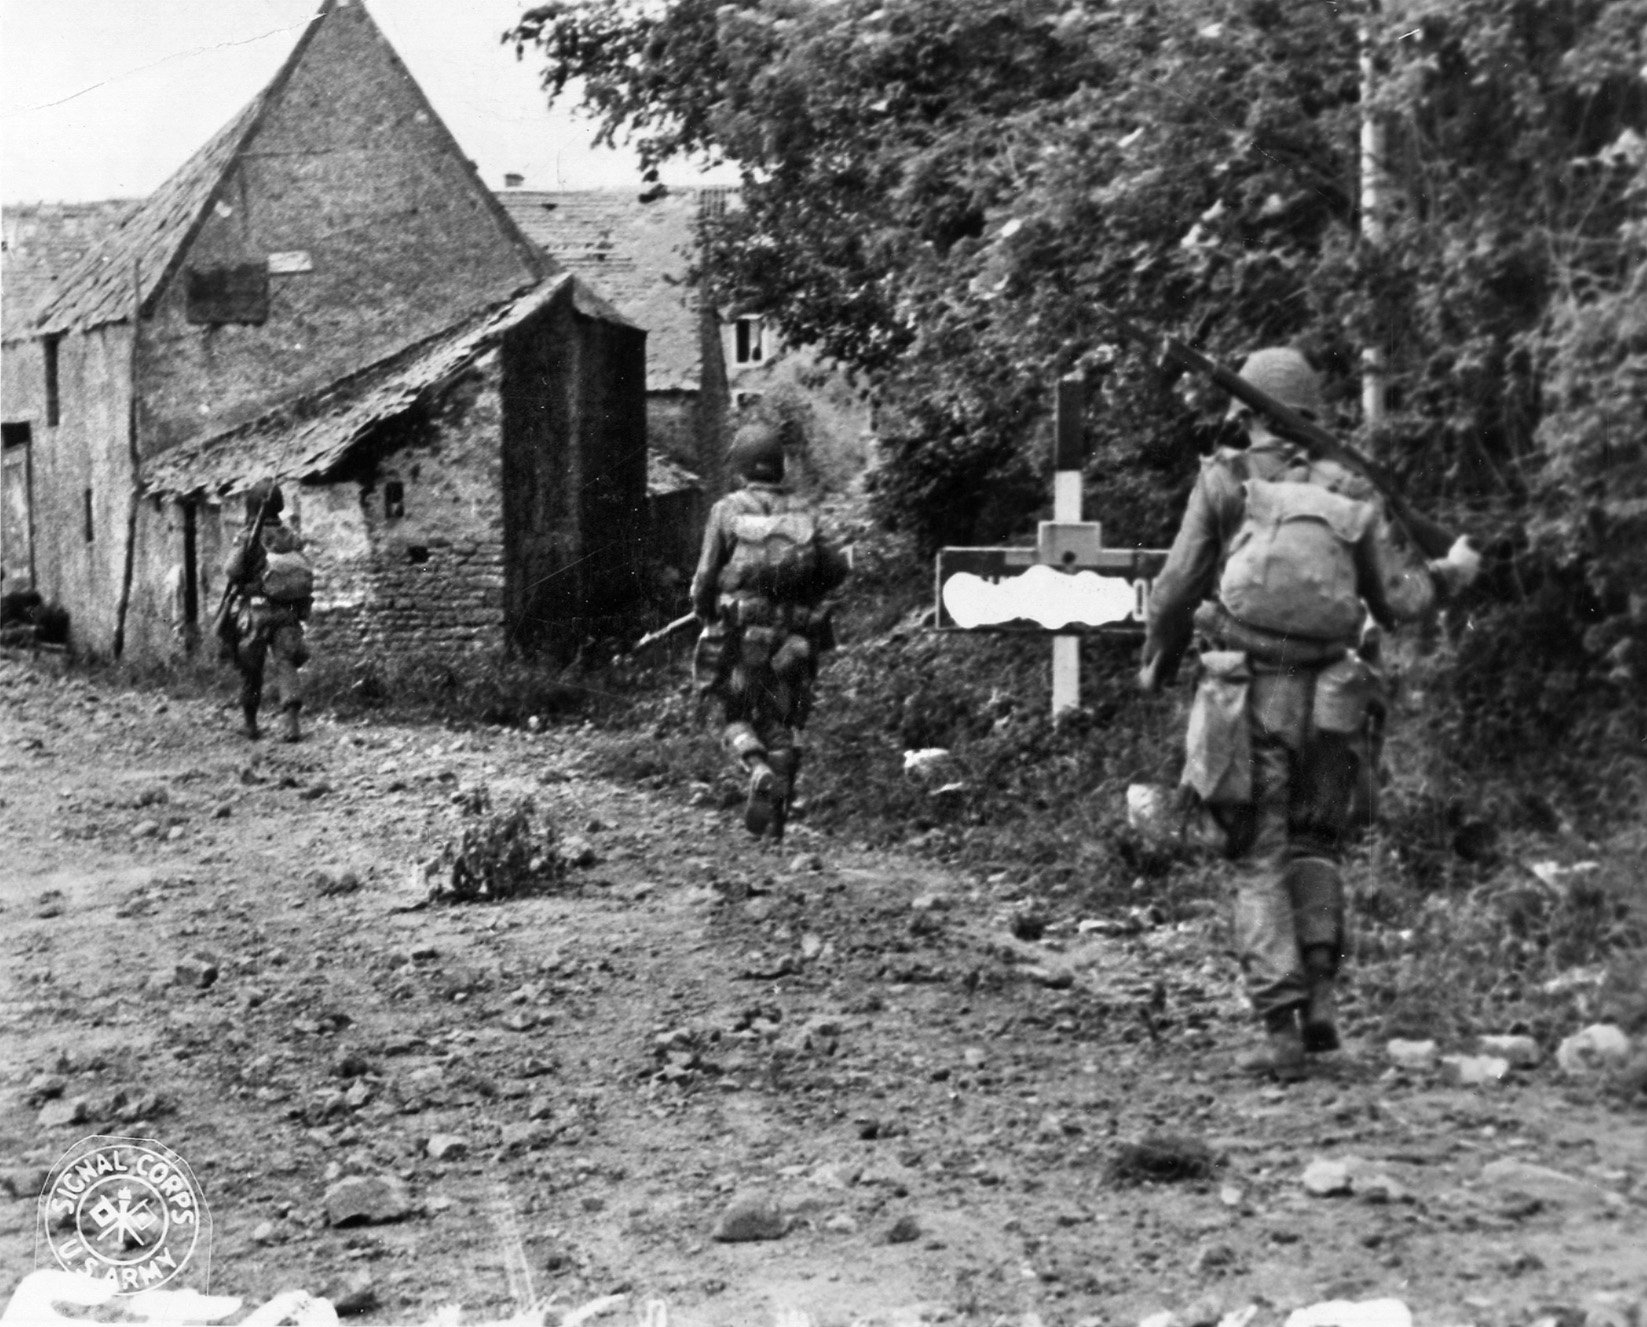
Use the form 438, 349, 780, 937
1, 658, 1642, 1327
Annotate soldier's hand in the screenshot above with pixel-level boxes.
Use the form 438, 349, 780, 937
1137, 656, 1164, 695
1429, 536, 1482, 592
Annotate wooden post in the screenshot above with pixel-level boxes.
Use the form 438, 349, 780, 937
1051, 374, 1085, 718
1360, 7, 1388, 437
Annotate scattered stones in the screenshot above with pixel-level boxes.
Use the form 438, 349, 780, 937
1385, 1039, 1439, 1071
1191, 1242, 1239, 1276
251, 1220, 278, 1244
1109, 1134, 1216, 1185
1556, 1024, 1631, 1076
711, 1192, 787, 1243
25, 1073, 67, 1105
132, 820, 161, 840
37, 1098, 88, 1130
308, 868, 362, 896
882, 1214, 922, 1244
1477, 1034, 1539, 1068
328, 1270, 378, 1316
1440, 1054, 1510, 1088
1283, 1299, 1412, 1327
559, 836, 600, 869
789, 852, 824, 873
823, 1213, 858, 1234
498, 1122, 549, 1156
35, 891, 65, 919
173, 954, 219, 990
1477, 1157, 1619, 1209
323, 1174, 412, 1226
1301, 1158, 1355, 1197
426, 1134, 468, 1161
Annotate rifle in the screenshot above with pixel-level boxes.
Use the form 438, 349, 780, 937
1097, 304, 1459, 560
631, 611, 698, 653
210, 486, 276, 662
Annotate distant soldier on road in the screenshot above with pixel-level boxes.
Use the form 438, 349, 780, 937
691, 424, 849, 840
1141, 348, 1480, 1081
219, 480, 314, 743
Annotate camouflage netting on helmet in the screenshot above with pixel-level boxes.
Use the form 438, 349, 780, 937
728, 422, 784, 482
1227, 347, 1326, 422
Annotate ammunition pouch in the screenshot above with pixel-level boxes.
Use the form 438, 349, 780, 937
1183, 650, 1252, 805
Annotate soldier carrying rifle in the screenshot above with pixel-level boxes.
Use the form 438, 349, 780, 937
690, 424, 849, 841
1137, 345, 1481, 1082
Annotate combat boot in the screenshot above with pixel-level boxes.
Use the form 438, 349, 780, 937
1235, 1006, 1307, 1083
240, 702, 261, 741
744, 758, 779, 837
1302, 945, 1340, 1053
279, 703, 302, 744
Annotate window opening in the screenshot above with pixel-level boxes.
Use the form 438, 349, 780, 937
733, 316, 765, 365
83, 488, 94, 543
384, 479, 405, 520
184, 263, 270, 325
182, 500, 200, 634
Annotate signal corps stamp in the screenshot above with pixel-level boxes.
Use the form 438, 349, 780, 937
36, 1136, 212, 1293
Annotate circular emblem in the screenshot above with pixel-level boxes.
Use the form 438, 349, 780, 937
37, 1137, 208, 1293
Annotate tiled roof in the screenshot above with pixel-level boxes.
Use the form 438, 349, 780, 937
142, 273, 630, 497
30, 95, 268, 337
499, 188, 716, 393
1, 201, 137, 342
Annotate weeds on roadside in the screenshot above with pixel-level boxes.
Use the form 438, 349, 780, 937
437, 787, 562, 902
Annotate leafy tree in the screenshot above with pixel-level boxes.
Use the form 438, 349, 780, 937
512, 0, 1647, 750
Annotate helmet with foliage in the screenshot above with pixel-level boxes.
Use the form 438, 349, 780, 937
728, 423, 785, 483
1225, 347, 1326, 424
243, 479, 285, 522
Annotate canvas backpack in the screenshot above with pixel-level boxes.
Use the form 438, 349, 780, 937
259, 527, 314, 603
724, 507, 824, 601
1218, 475, 1374, 641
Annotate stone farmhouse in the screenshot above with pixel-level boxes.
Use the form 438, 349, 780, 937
0, 0, 650, 666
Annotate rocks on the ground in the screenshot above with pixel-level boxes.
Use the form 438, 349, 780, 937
173, 953, 219, 989
823, 1212, 858, 1234
498, 1121, 549, 1156
1385, 1039, 1439, 1071
38, 1098, 88, 1130
1301, 1158, 1355, 1197
426, 1134, 468, 1161
1556, 1023, 1632, 1076
25, 1073, 67, 1105
1477, 1157, 1619, 1209
910, 892, 950, 913
1440, 1054, 1510, 1088
328, 1270, 378, 1316
1477, 1034, 1540, 1067
308, 867, 362, 896
251, 1220, 278, 1244
558, 836, 600, 869
789, 853, 824, 873
0, 1166, 50, 1200
132, 820, 161, 840
323, 1174, 412, 1226
1283, 1300, 1412, 1327
711, 1192, 787, 1243
1190, 1243, 1239, 1276
882, 1214, 922, 1245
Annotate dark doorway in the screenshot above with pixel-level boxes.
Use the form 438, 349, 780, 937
181, 498, 200, 648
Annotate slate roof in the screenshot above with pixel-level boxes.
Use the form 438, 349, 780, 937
142, 273, 632, 498
1, 201, 136, 342
499, 188, 718, 393
29, 95, 268, 338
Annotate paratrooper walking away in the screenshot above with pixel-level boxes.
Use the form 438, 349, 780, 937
217, 480, 314, 743
1141, 349, 1480, 1081
690, 425, 849, 840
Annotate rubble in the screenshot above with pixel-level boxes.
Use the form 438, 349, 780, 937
1556, 1023, 1632, 1076
323, 1174, 413, 1226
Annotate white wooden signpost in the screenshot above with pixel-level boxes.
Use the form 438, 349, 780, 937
934, 374, 1169, 718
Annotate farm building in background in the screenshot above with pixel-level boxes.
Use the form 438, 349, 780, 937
0, 0, 649, 665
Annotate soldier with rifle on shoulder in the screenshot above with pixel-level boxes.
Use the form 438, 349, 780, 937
1131, 339, 1481, 1082
215, 479, 315, 743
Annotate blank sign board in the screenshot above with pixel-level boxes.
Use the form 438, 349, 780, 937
935, 547, 1167, 634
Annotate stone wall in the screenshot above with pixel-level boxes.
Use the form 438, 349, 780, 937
301, 355, 508, 666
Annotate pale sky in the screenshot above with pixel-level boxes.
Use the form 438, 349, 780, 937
0, 0, 737, 204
